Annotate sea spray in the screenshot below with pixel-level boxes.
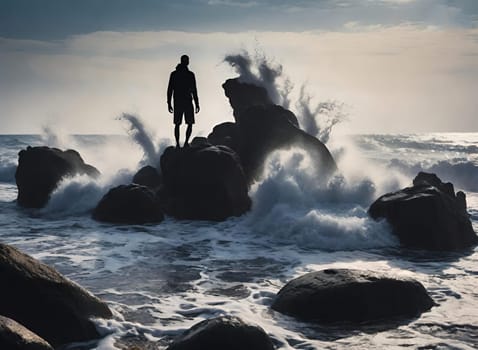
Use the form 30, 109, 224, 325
44, 114, 171, 216
244, 148, 399, 250
42, 170, 134, 217
41, 125, 70, 149
117, 113, 160, 167
224, 50, 292, 109
0, 158, 16, 183
295, 85, 348, 144
224, 50, 346, 144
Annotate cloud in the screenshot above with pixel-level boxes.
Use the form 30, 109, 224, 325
1, 0, 478, 40
1, 26, 478, 135
207, 0, 259, 7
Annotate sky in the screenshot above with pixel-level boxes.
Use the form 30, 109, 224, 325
1, 0, 478, 136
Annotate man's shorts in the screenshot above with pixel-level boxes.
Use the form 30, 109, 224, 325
174, 101, 195, 125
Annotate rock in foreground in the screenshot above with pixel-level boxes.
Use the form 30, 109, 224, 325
0, 243, 112, 347
0, 315, 53, 350
160, 144, 251, 221
15, 146, 100, 208
272, 269, 435, 324
369, 172, 478, 251
167, 315, 275, 350
93, 184, 164, 224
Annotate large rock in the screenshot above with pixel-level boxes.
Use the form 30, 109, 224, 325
160, 144, 251, 221
167, 315, 275, 350
93, 184, 164, 224
272, 269, 435, 324
0, 243, 112, 347
0, 315, 53, 350
15, 146, 100, 208
208, 78, 337, 182
369, 172, 478, 251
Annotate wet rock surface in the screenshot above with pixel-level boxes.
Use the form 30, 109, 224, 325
369, 172, 478, 251
160, 144, 251, 221
15, 146, 99, 208
93, 184, 164, 224
0, 315, 53, 350
272, 269, 435, 324
167, 315, 275, 350
0, 243, 112, 347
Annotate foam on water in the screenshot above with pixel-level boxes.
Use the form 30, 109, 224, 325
243, 148, 398, 250
1, 134, 478, 349
0, 158, 16, 183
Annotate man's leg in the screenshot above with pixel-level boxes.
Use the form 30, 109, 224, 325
174, 124, 180, 148
184, 124, 192, 147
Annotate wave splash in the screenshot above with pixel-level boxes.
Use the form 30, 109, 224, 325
224, 49, 347, 144
244, 149, 399, 250
43, 115, 168, 217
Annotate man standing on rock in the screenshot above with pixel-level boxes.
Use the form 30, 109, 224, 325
167, 54, 200, 148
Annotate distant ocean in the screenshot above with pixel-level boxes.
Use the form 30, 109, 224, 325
0, 133, 477, 349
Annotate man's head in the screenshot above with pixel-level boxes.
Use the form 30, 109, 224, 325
181, 55, 189, 66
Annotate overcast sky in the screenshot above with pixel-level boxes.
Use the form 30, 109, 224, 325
1, 0, 478, 135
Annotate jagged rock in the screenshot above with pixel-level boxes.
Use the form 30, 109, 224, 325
167, 315, 275, 350
272, 269, 435, 324
208, 78, 337, 182
0, 315, 53, 350
369, 172, 478, 251
93, 184, 164, 224
160, 144, 251, 221
132, 166, 162, 190
15, 146, 100, 208
0, 243, 112, 347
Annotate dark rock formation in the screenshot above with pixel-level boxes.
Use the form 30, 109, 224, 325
132, 165, 162, 190
93, 184, 164, 224
0, 243, 112, 347
272, 269, 435, 324
208, 78, 337, 182
167, 315, 275, 350
15, 146, 100, 208
160, 144, 251, 221
222, 78, 274, 118
369, 172, 478, 251
0, 315, 53, 350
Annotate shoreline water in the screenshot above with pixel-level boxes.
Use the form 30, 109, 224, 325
1, 133, 477, 349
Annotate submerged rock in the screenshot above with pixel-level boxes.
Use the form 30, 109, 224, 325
0, 315, 53, 350
160, 144, 251, 221
93, 184, 164, 224
208, 78, 337, 182
272, 269, 435, 324
0, 243, 112, 347
167, 315, 275, 350
369, 172, 478, 251
15, 146, 100, 208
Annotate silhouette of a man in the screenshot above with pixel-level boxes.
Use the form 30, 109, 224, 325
167, 54, 200, 148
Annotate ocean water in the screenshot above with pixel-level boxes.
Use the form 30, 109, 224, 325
0, 133, 477, 350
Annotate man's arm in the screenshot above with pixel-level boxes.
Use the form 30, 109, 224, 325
191, 73, 200, 113
167, 72, 174, 113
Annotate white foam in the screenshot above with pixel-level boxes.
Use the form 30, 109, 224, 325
244, 148, 399, 250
